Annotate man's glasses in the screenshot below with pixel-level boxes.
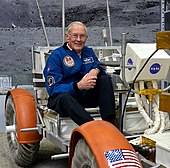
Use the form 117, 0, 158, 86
69, 33, 87, 40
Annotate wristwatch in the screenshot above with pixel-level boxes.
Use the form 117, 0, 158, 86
94, 68, 100, 73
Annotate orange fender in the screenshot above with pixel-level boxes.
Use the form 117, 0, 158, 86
69, 120, 142, 168
6, 88, 42, 143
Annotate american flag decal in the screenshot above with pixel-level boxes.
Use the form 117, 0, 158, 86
104, 149, 142, 168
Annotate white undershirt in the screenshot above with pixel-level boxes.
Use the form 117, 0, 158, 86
67, 43, 82, 58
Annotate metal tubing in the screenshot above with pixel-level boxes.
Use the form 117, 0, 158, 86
37, 108, 46, 128
121, 33, 129, 89
51, 153, 69, 160
45, 130, 69, 152
35, 0, 50, 47
121, 33, 126, 81
62, 0, 65, 44
149, 101, 152, 120
20, 127, 38, 132
119, 92, 127, 131
163, 85, 170, 91
160, 0, 165, 31
99, 61, 120, 67
57, 113, 61, 137
6, 125, 16, 133
102, 29, 108, 47
106, 0, 113, 46
161, 0, 170, 30
31, 45, 35, 69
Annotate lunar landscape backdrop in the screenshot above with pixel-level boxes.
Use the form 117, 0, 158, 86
0, 0, 161, 85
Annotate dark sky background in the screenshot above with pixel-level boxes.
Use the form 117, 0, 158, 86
0, 0, 160, 28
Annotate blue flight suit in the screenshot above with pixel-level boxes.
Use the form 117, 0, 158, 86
43, 42, 115, 125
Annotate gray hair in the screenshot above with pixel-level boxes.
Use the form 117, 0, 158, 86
66, 21, 88, 35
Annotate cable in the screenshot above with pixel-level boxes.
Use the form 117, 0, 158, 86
120, 49, 159, 133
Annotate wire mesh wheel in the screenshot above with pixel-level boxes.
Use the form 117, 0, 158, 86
5, 95, 40, 167
72, 138, 97, 168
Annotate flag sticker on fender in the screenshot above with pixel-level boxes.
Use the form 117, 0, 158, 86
104, 149, 142, 168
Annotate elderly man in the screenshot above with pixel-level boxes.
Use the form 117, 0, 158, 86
43, 21, 115, 125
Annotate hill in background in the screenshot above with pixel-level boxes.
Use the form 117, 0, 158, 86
0, 0, 160, 28
0, 0, 161, 85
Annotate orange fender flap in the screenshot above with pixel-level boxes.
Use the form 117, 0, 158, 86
69, 120, 142, 168
6, 88, 42, 144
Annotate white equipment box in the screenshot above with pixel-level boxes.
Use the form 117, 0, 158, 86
125, 43, 170, 83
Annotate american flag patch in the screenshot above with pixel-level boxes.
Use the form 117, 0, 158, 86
104, 149, 142, 168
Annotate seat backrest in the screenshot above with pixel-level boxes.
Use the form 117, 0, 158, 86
32, 46, 57, 103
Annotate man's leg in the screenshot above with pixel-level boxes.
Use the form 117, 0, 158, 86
97, 74, 115, 124
48, 93, 94, 125
79, 74, 115, 125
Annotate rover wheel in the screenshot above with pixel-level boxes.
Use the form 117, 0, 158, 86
72, 138, 97, 168
5, 95, 40, 167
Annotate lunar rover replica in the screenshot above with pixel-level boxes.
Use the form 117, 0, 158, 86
4, 0, 170, 167
5, 32, 170, 168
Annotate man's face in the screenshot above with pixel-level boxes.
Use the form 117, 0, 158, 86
65, 24, 88, 53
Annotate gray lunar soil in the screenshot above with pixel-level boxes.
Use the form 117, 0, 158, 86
0, 0, 160, 85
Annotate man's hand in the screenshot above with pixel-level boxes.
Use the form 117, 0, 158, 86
77, 73, 97, 90
88, 68, 100, 77
77, 68, 100, 90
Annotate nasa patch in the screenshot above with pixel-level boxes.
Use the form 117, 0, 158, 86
150, 63, 161, 74
63, 56, 75, 67
47, 76, 55, 87
83, 57, 94, 64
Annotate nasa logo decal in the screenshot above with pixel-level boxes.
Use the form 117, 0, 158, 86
63, 55, 75, 67
127, 58, 133, 70
150, 63, 161, 74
